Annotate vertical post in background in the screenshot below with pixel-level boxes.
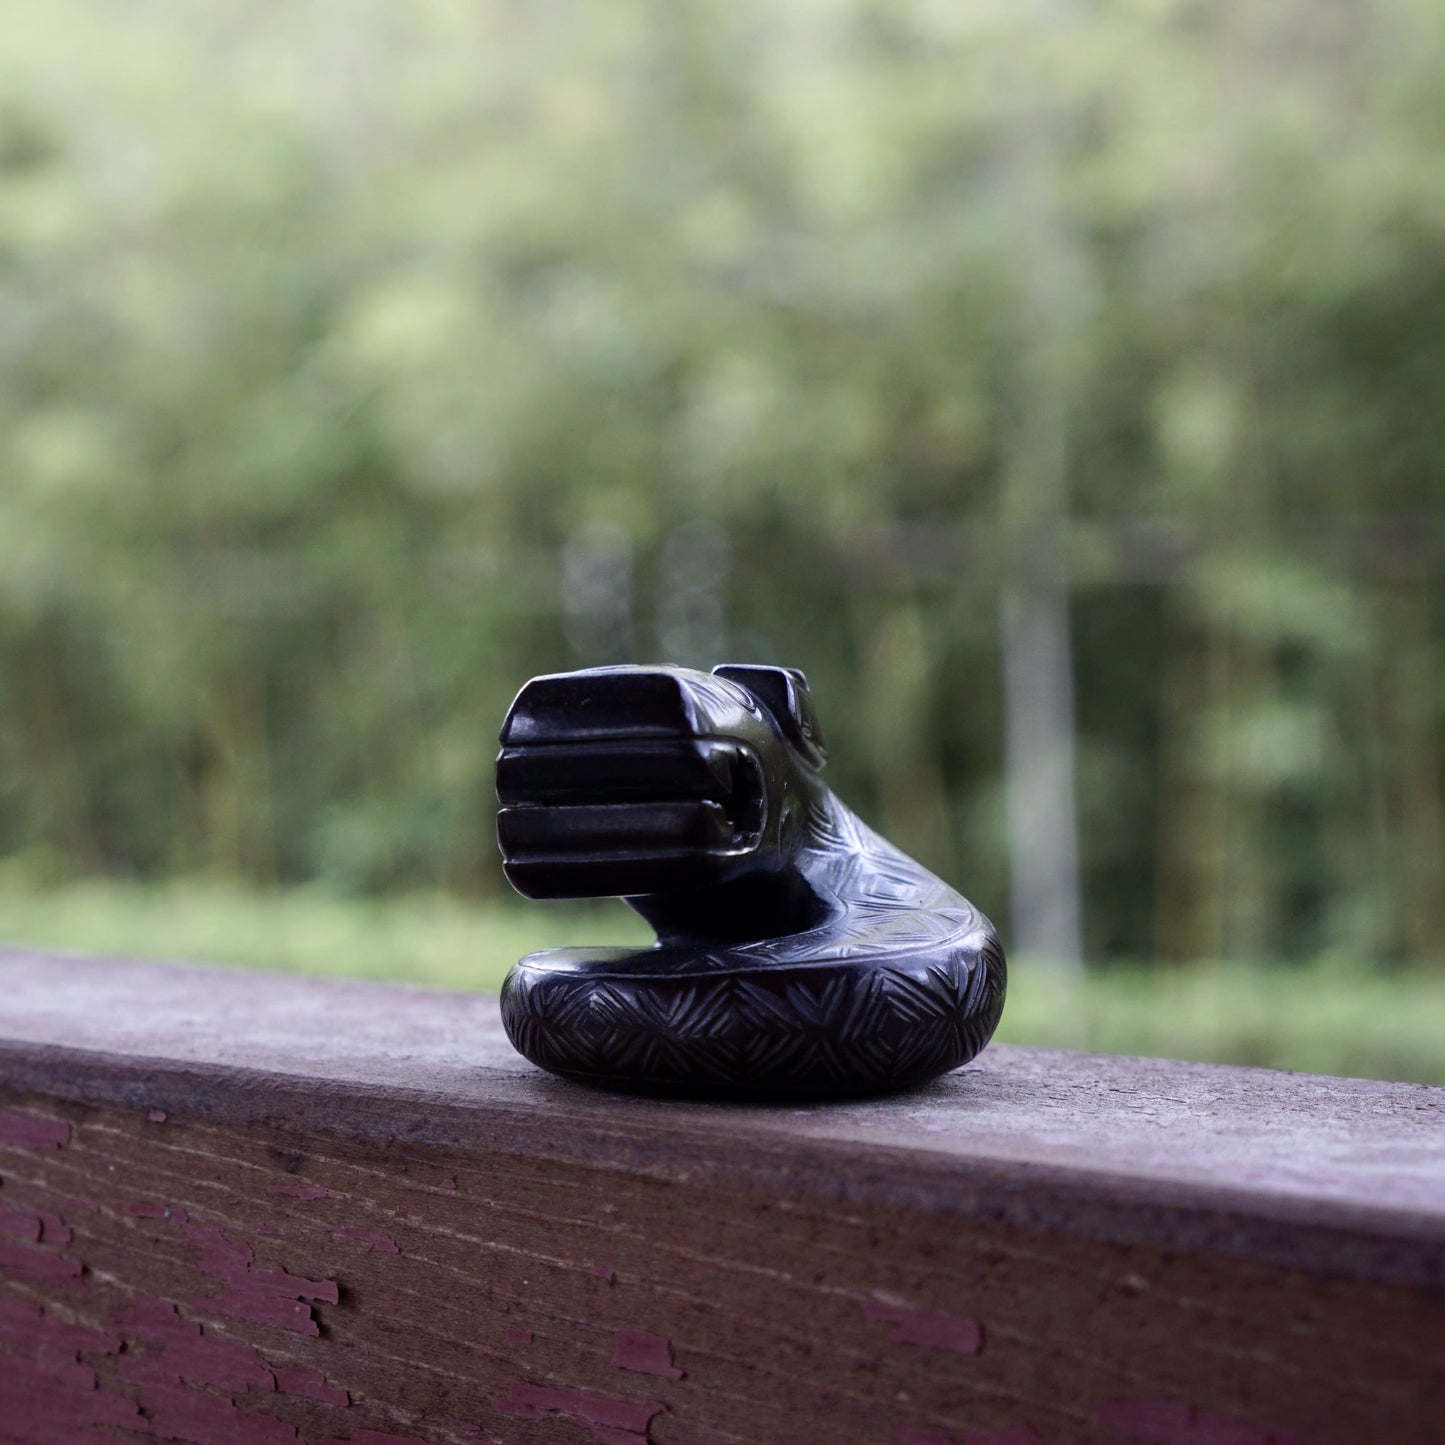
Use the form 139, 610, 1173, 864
996, 17, 1087, 1010
1000, 570, 1084, 978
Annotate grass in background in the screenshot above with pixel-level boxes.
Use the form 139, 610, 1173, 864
1, 878, 1440, 1086
0, 877, 649, 987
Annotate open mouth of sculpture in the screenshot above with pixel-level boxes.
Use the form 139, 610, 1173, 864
496, 738, 768, 897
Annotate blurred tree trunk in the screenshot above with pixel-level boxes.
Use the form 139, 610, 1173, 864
852, 592, 954, 885
1154, 609, 1216, 963
16, 635, 103, 874
1387, 580, 1445, 964
1219, 627, 1274, 960
199, 665, 275, 885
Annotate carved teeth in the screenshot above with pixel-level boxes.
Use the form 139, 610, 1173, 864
495, 739, 755, 809
497, 800, 737, 858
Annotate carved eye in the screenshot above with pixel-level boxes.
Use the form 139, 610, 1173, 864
711, 664, 827, 769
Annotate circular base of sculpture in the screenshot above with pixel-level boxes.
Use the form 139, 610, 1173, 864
500, 941, 1006, 1100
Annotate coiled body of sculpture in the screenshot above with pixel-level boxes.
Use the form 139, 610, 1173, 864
496, 664, 1006, 1098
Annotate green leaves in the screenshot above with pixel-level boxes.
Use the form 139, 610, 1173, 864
0, 0, 1441, 963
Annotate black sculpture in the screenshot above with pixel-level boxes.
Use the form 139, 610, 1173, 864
496, 664, 1006, 1098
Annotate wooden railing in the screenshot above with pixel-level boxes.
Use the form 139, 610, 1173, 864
1, 949, 1442, 1445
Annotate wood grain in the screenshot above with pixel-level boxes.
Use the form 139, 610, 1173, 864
1, 949, 1442, 1445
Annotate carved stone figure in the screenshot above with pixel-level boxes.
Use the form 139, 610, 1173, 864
496, 664, 1006, 1097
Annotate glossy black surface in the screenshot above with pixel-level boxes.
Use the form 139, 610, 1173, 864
496, 664, 1006, 1098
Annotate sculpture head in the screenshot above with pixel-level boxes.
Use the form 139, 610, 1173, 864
496, 663, 828, 902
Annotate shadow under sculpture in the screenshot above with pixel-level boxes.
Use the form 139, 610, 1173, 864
496, 664, 1006, 1098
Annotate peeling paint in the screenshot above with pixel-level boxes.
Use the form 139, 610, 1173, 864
864, 1297, 982, 1354
114, 1297, 276, 1393
0, 1109, 70, 1150
0, 1239, 82, 1285
187, 1221, 339, 1334
0, 1297, 141, 1445
0, 1295, 120, 1356
37, 1211, 72, 1245
275, 1363, 349, 1406
0, 1198, 41, 1242
611, 1327, 684, 1381
148, 1109, 169, 1123
0, 1026, 1360, 1445
3, 1213, 355, 1445
491, 1380, 665, 1444
1099, 1399, 1300, 1445
141, 1379, 299, 1445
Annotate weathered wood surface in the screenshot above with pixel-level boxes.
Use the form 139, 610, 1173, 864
0, 949, 1442, 1445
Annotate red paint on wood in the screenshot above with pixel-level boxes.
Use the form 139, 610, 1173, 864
0, 1239, 82, 1285
0, 1296, 120, 1357
0, 1199, 67, 1246
186, 1220, 339, 1334
189, 1219, 254, 1272
491, 1380, 665, 1443
37, 1211, 71, 1245
141, 1379, 299, 1445
1099, 1399, 1300, 1445
0, 1297, 141, 1445
148, 1108, 169, 1123
275, 1363, 349, 1406
612, 1327, 684, 1380
0, 1109, 69, 1150
331, 1225, 400, 1253
114, 1297, 275, 1393
0, 1198, 41, 1242
440, 1176, 458, 1190
6, 953, 1441, 1445
0, 1367, 140, 1445
505, 1326, 534, 1345
864, 1297, 983, 1353
270, 1183, 332, 1199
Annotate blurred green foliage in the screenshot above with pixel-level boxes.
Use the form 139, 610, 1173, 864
1, 0, 1443, 967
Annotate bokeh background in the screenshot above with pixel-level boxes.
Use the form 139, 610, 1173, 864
3, 0, 1443, 1080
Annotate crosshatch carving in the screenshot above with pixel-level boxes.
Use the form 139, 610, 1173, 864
495, 664, 1006, 1096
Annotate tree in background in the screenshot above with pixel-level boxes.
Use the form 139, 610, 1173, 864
1, 0, 1441, 966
